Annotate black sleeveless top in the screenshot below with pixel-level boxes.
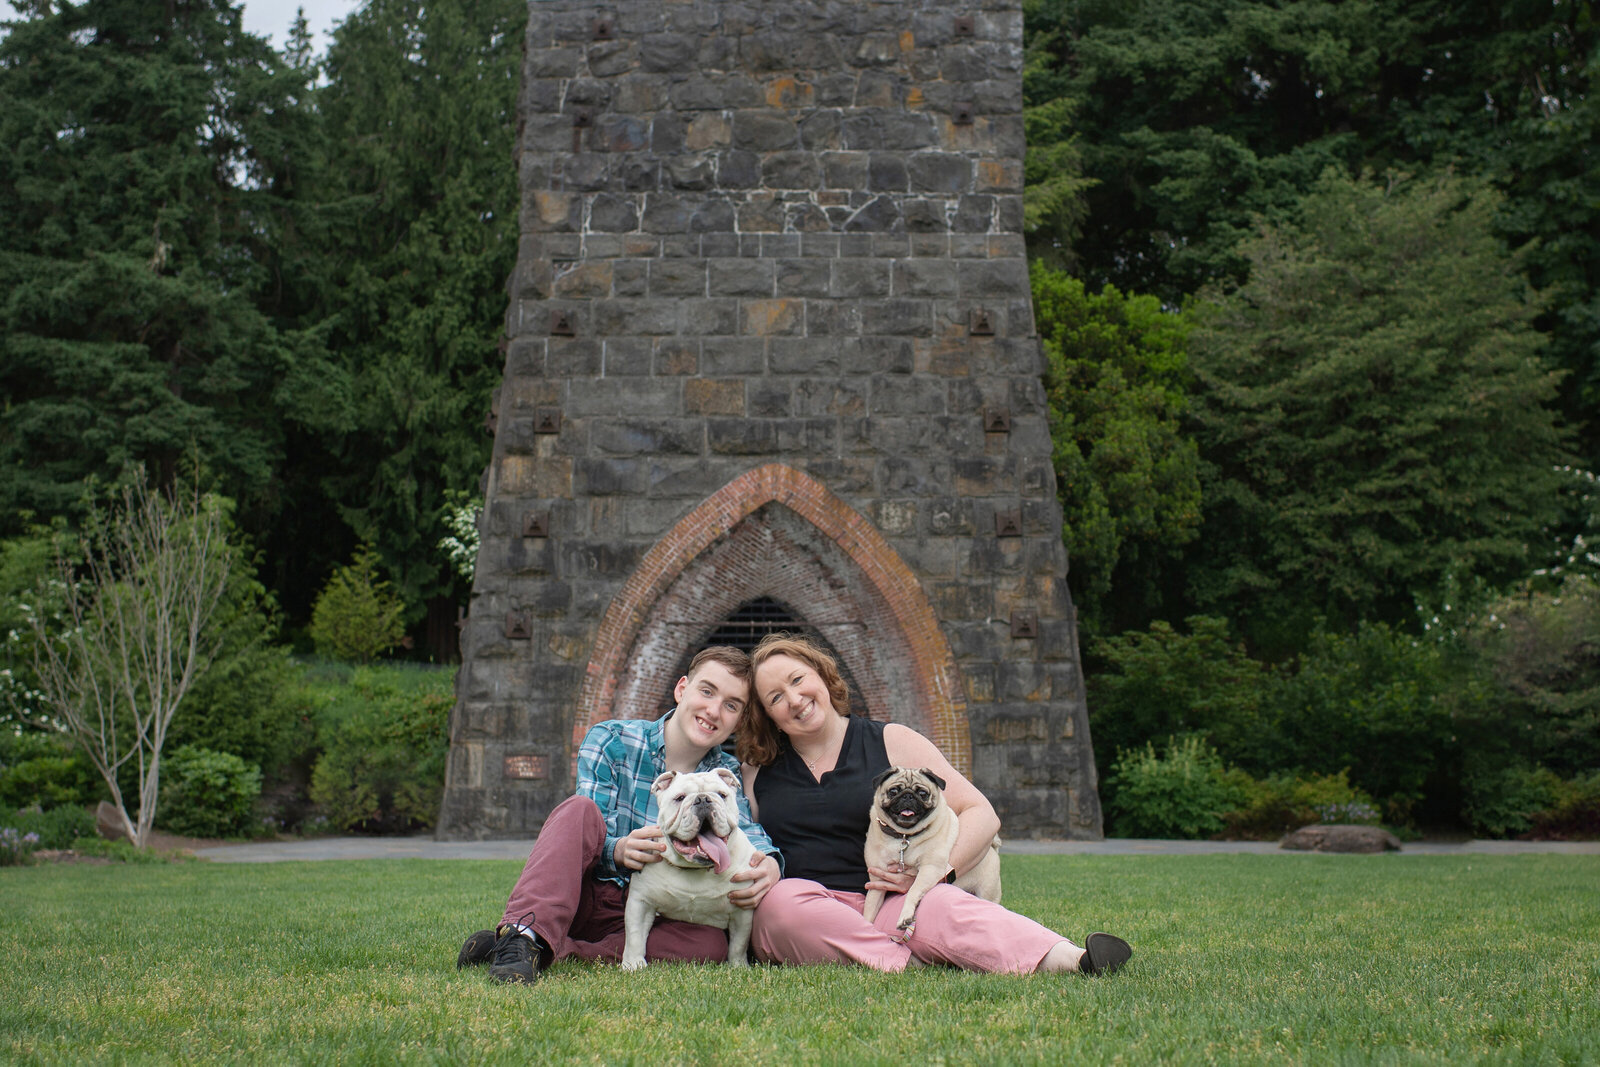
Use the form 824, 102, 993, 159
754, 716, 890, 893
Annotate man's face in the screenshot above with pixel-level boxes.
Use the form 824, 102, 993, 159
669, 660, 748, 751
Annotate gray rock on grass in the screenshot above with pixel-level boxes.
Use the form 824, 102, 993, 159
1280, 824, 1403, 853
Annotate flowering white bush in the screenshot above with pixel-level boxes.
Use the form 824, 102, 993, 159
438, 492, 481, 583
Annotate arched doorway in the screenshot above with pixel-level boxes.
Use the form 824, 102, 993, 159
573, 464, 970, 774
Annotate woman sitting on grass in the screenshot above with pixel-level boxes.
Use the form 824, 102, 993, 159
739, 633, 1133, 975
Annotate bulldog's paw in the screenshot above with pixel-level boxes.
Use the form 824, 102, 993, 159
620, 957, 647, 972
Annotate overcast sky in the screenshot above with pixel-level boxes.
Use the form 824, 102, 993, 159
238, 0, 360, 47
0, 0, 363, 49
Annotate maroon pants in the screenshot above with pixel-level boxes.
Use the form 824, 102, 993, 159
499, 794, 730, 964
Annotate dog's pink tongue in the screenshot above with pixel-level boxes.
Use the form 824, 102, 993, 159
697, 832, 731, 873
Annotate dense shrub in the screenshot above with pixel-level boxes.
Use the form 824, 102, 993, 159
1090, 614, 1522, 830
162, 538, 308, 787
308, 666, 452, 832
168, 643, 306, 782
1461, 765, 1600, 839
1468, 578, 1600, 778
1105, 735, 1249, 839
1528, 772, 1600, 839
0, 802, 95, 849
1222, 770, 1379, 840
1273, 622, 1495, 825
0, 729, 102, 810
159, 746, 262, 839
1089, 616, 1281, 778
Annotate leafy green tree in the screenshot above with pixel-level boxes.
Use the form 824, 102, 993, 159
1185, 171, 1568, 650
291, 0, 524, 623
1023, 0, 1599, 460
0, 522, 72, 733
1088, 616, 1279, 779
1370, 2, 1600, 462
1033, 265, 1200, 634
0, 0, 335, 541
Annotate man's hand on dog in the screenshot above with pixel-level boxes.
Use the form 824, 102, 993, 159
728, 853, 781, 909
615, 826, 669, 870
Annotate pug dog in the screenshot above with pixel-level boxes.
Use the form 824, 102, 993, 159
862, 767, 1002, 933
621, 768, 755, 971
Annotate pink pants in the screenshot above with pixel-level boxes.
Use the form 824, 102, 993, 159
750, 878, 1067, 973
499, 795, 730, 964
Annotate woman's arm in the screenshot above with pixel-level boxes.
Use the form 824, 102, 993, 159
882, 723, 1001, 878
740, 762, 761, 821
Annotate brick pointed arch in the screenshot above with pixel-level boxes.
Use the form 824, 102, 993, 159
574, 463, 971, 774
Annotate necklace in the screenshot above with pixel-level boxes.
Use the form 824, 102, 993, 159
795, 720, 845, 778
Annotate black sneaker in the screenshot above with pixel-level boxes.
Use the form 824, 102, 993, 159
488, 921, 548, 985
457, 929, 497, 969
1080, 932, 1133, 976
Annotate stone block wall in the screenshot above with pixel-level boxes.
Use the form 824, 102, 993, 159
437, 0, 1104, 839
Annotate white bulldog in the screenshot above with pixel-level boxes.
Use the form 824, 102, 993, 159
621, 768, 755, 971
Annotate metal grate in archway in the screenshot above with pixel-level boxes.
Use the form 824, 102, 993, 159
700, 596, 806, 652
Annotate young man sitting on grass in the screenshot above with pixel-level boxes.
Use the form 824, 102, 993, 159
458, 646, 783, 983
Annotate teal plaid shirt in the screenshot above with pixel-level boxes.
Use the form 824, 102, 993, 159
577, 711, 781, 886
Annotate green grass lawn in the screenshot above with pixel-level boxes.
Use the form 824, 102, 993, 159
3, 854, 1597, 1064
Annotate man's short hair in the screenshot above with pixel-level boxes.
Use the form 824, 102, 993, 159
684, 645, 752, 686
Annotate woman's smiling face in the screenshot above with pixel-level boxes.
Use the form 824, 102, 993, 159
753, 652, 837, 739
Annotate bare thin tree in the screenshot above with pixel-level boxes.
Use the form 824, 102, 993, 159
28, 476, 234, 848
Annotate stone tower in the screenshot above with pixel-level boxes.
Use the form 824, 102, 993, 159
438, 0, 1104, 839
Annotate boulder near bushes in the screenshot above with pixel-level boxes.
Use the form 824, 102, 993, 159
1280, 825, 1404, 853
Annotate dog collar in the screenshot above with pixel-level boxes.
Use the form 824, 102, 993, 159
874, 815, 921, 841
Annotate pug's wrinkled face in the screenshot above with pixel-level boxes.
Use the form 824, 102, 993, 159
872, 767, 948, 832
651, 768, 742, 872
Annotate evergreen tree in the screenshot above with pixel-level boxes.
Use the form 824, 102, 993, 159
1185, 171, 1569, 653
308, 544, 406, 663
0, 0, 335, 538
289, 0, 525, 623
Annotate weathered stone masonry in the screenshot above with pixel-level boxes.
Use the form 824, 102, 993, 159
438, 0, 1104, 839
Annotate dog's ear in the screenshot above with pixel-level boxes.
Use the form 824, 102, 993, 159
713, 767, 740, 790
651, 770, 679, 794
920, 769, 947, 791
871, 767, 898, 790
